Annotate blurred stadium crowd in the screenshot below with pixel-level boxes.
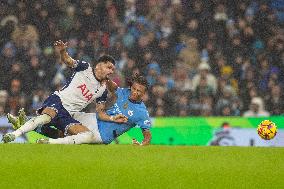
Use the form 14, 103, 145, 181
0, 0, 284, 117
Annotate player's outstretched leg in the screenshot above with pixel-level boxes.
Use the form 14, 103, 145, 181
2, 112, 53, 143
37, 131, 94, 144
36, 123, 95, 144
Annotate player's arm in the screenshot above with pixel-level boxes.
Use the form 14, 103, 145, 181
96, 103, 128, 123
132, 114, 152, 146
142, 129, 152, 145
106, 79, 118, 93
104, 91, 117, 110
104, 80, 118, 109
133, 129, 152, 146
96, 89, 128, 123
54, 40, 76, 67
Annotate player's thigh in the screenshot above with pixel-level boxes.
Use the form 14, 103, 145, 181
37, 94, 61, 118
67, 124, 90, 135
54, 113, 86, 136
72, 112, 98, 132
73, 113, 102, 143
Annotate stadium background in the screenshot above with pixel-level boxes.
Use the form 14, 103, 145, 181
0, 0, 284, 146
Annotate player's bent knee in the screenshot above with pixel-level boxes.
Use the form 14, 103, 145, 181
42, 108, 57, 119
32, 114, 52, 126
67, 124, 90, 135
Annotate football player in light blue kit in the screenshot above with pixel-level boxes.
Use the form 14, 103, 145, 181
35, 74, 152, 145
96, 74, 152, 145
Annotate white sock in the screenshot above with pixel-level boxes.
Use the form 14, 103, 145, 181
12, 114, 52, 137
48, 131, 94, 144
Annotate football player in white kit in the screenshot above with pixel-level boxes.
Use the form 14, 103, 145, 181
2, 40, 127, 144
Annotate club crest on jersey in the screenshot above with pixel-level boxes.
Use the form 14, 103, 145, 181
123, 102, 128, 109
128, 110, 133, 116
144, 120, 151, 126
77, 84, 93, 102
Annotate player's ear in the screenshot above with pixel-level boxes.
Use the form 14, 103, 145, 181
142, 88, 147, 96
141, 85, 147, 94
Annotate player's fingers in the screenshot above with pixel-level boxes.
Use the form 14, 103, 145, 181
121, 116, 128, 120
116, 114, 127, 119
132, 139, 140, 145
54, 40, 65, 46
114, 115, 119, 118
122, 115, 128, 119
115, 118, 122, 123
54, 41, 62, 47
119, 119, 127, 123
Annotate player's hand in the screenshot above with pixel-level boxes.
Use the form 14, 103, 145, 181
112, 114, 128, 123
54, 40, 68, 52
132, 138, 141, 145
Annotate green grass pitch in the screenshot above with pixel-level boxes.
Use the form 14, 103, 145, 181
0, 144, 283, 189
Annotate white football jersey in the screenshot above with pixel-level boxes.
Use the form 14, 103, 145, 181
54, 60, 107, 113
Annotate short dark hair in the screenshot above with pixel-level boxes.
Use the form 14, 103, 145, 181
127, 73, 149, 90
96, 55, 116, 65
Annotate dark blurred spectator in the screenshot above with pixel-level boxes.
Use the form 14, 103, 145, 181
0, 90, 8, 116
265, 84, 284, 115
200, 95, 214, 116
0, 17, 17, 47
30, 88, 48, 114
215, 86, 241, 116
155, 38, 175, 75
11, 20, 39, 48
172, 63, 192, 92
176, 93, 190, 117
257, 56, 280, 91
253, 3, 275, 42
194, 76, 214, 99
122, 58, 138, 81
24, 56, 47, 93
178, 37, 200, 75
7, 62, 24, 89
192, 61, 218, 94
0, 42, 17, 88
7, 79, 27, 115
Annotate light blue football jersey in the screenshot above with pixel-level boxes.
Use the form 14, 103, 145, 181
98, 88, 151, 144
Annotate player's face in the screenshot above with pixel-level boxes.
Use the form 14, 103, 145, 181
96, 61, 115, 80
129, 82, 146, 101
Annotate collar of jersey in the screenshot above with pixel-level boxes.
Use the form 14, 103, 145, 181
128, 97, 142, 104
